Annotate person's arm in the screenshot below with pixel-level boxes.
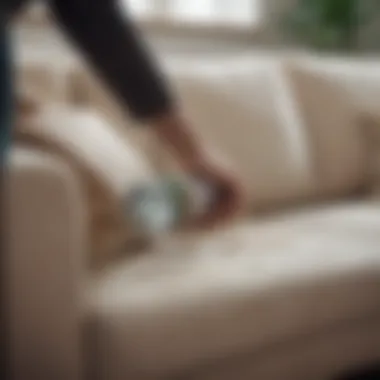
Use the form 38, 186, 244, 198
49, 0, 202, 167
49, 0, 172, 121
49, 0, 243, 228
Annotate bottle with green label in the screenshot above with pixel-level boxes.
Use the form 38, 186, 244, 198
125, 175, 214, 237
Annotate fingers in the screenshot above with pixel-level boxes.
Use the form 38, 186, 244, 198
186, 180, 243, 231
178, 156, 245, 232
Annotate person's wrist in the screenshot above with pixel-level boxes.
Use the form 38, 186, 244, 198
152, 110, 205, 171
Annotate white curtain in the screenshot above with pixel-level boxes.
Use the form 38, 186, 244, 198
125, 0, 260, 26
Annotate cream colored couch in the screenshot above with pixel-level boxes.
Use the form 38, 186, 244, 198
7, 54, 380, 380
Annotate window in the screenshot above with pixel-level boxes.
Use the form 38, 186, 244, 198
125, 0, 261, 29
18, 1, 261, 33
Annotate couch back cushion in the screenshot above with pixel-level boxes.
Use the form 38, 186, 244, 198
283, 61, 370, 198
296, 57, 380, 115
16, 56, 75, 104
68, 66, 162, 171
167, 61, 313, 210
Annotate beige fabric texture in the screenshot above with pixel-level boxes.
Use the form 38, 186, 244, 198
294, 56, 380, 116
283, 61, 369, 198
68, 66, 159, 167
358, 110, 380, 197
14, 104, 154, 270
190, 318, 380, 380
88, 201, 380, 379
16, 56, 75, 104
169, 62, 313, 210
8, 147, 85, 380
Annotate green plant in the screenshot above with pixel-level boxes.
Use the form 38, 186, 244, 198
284, 0, 380, 51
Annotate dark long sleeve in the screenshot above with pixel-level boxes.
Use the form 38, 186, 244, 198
49, 0, 174, 120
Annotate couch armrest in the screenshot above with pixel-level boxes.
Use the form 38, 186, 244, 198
7, 147, 88, 380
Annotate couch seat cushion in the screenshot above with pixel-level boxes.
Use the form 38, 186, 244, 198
87, 201, 380, 378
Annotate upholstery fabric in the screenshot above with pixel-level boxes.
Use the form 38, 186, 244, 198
69, 67, 160, 169
189, 318, 380, 380
16, 54, 75, 104
169, 61, 313, 210
8, 147, 85, 380
88, 202, 380, 378
357, 110, 380, 197
14, 105, 154, 269
283, 61, 369, 198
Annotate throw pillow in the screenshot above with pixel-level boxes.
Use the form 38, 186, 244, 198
15, 101, 154, 270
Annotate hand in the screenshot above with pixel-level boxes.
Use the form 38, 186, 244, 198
153, 111, 245, 230
185, 155, 245, 230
